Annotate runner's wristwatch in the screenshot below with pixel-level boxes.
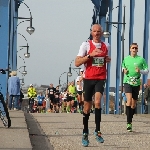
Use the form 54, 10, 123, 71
87, 54, 91, 58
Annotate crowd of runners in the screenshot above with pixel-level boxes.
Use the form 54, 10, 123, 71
27, 69, 90, 114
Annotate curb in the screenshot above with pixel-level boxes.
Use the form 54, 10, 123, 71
24, 113, 54, 150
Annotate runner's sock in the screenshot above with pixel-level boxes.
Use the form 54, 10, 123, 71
67, 106, 70, 112
131, 108, 135, 118
64, 106, 66, 111
83, 112, 90, 133
95, 108, 101, 132
126, 106, 132, 123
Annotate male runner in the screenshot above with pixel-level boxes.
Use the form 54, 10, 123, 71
122, 43, 149, 132
76, 69, 84, 113
75, 24, 111, 147
46, 83, 56, 112
68, 81, 77, 113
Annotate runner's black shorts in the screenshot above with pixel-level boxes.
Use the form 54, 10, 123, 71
49, 96, 54, 103
53, 98, 59, 104
73, 101, 77, 108
83, 79, 106, 101
67, 96, 75, 102
77, 91, 82, 95
124, 83, 140, 100
63, 99, 67, 102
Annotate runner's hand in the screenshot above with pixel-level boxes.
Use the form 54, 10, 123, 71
135, 67, 140, 73
105, 55, 111, 63
123, 68, 128, 74
90, 48, 102, 57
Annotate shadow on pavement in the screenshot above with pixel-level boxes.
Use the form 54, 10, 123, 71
24, 113, 54, 150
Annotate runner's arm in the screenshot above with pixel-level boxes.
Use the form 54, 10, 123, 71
122, 59, 128, 74
79, 75, 83, 82
105, 43, 111, 63
140, 59, 149, 74
75, 42, 90, 67
122, 59, 126, 71
75, 56, 90, 67
46, 88, 49, 97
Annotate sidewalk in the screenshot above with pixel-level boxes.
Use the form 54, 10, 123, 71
32, 113, 150, 150
0, 110, 32, 150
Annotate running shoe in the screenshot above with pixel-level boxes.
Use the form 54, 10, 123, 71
94, 131, 104, 143
127, 123, 132, 132
82, 133, 89, 147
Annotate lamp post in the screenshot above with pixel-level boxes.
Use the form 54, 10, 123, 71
17, 47, 30, 58
59, 72, 72, 87
17, 33, 30, 58
103, 5, 126, 114
18, 55, 25, 64
17, 66, 27, 76
14, 0, 35, 35
68, 59, 81, 76
20, 78, 25, 86
11, 20, 33, 70
19, 45, 30, 58
14, 16, 35, 35
10, 0, 35, 70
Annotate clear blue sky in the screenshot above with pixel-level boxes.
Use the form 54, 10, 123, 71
17, 0, 150, 87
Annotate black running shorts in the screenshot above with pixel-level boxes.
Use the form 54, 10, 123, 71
124, 83, 140, 100
49, 96, 54, 103
77, 91, 82, 95
83, 79, 105, 101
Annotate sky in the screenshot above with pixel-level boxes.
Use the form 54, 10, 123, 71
17, 0, 150, 87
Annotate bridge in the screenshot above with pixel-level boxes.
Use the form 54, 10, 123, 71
0, 0, 150, 114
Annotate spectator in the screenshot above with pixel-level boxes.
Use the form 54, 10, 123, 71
8, 71, 20, 110
19, 88, 24, 110
37, 92, 45, 113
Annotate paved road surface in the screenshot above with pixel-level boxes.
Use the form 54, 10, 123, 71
0, 110, 32, 150
31, 113, 150, 150
1, 110, 150, 150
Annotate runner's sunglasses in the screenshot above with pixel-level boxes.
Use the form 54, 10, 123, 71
131, 47, 138, 49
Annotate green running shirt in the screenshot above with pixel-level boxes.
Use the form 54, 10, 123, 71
122, 55, 148, 86
68, 85, 76, 97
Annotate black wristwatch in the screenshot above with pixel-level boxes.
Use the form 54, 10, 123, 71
87, 54, 91, 58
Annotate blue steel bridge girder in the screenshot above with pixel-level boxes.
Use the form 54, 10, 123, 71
0, 0, 23, 98
0, 0, 10, 98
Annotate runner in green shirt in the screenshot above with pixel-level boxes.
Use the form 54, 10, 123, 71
68, 81, 77, 113
122, 43, 149, 132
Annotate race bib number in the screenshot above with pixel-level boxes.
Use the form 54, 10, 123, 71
128, 77, 138, 85
92, 57, 104, 67
50, 92, 53, 94
39, 99, 42, 102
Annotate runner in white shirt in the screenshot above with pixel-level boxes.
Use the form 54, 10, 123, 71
76, 69, 84, 113
62, 89, 68, 112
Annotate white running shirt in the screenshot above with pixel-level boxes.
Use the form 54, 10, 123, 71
76, 76, 83, 91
